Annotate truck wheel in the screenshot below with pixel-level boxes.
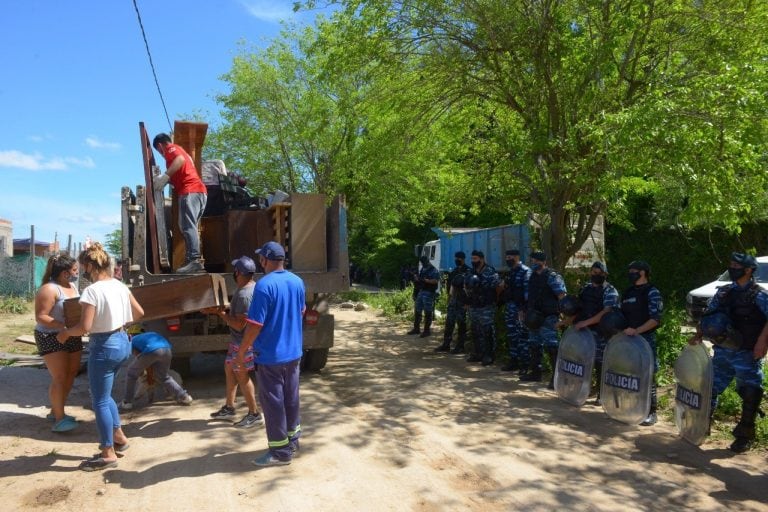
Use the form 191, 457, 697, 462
301, 348, 329, 372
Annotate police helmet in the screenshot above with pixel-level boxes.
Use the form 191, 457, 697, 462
628, 260, 651, 275
700, 312, 742, 349
525, 310, 546, 329
558, 295, 581, 317
451, 274, 465, 288
466, 274, 481, 289
730, 252, 757, 269
599, 310, 627, 338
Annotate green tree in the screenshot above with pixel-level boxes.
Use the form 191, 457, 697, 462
307, 0, 768, 269
103, 227, 121, 258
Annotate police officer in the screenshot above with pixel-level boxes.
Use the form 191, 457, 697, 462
690, 252, 767, 452
465, 250, 500, 366
435, 251, 472, 353
620, 260, 663, 426
407, 256, 440, 337
565, 261, 619, 403
499, 250, 531, 373
521, 251, 567, 386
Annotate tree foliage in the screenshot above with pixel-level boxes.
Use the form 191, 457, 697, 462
209, 1, 768, 270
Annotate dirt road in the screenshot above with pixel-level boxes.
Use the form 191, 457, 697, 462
1, 307, 766, 511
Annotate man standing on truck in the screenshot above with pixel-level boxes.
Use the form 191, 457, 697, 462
205, 256, 264, 428
152, 133, 208, 274
238, 241, 305, 467
435, 251, 471, 353
499, 250, 531, 374
407, 256, 440, 338
465, 250, 500, 366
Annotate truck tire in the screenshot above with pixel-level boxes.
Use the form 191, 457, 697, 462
301, 348, 329, 372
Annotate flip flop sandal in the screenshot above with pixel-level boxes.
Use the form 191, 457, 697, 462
114, 442, 130, 453
51, 417, 78, 433
79, 457, 117, 472
46, 413, 76, 422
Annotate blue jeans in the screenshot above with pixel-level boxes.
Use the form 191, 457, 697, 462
179, 192, 207, 263
415, 290, 436, 314
124, 348, 187, 402
88, 330, 131, 448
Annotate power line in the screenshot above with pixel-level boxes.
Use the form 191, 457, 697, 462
131, 0, 173, 133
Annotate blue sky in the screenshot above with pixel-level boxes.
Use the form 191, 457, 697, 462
0, 0, 327, 249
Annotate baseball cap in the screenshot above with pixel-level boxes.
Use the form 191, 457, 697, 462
506, 249, 520, 256
255, 241, 286, 261
591, 261, 608, 273
530, 251, 547, 262
232, 256, 256, 273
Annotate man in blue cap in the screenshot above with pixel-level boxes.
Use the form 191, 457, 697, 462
407, 255, 440, 337
205, 256, 264, 428
690, 252, 767, 452
239, 241, 305, 466
465, 250, 501, 366
499, 249, 531, 373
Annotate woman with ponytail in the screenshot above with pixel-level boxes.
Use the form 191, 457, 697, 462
34, 254, 82, 432
57, 243, 144, 471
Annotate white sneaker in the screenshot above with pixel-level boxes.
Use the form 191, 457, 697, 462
177, 394, 193, 405
119, 401, 133, 411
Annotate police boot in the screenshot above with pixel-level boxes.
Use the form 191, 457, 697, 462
593, 362, 603, 406
420, 312, 433, 338
545, 346, 558, 390
434, 335, 451, 352
730, 386, 764, 453
407, 312, 421, 335
641, 382, 658, 426
520, 346, 543, 382
451, 323, 467, 354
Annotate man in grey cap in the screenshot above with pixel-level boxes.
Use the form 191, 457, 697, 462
204, 256, 264, 428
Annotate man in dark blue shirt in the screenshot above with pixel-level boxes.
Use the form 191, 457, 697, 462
239, 241, 306, 467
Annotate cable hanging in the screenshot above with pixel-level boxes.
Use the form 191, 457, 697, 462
132, 0, 173, 133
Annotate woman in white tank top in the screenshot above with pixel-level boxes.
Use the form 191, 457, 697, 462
34, 254, 82, 433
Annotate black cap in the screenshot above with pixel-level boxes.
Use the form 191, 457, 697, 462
471, 250, 485, 258
455, 251, 466, 259
506, 249, 520, 256
591, 261, 608, 273
628, 260, 651, 274
731, 252, 758, 269
530, 251, 547, 262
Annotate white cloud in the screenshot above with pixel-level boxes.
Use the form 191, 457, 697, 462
85, 136, 121, 150
239, 0, 294, 22
27, 134, 53, 142
0, 150, 94, 171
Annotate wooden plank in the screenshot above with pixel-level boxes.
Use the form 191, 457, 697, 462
201, 215, 227, 269
139, 122, 163, 272
14, 335, 36, 346
226, 210, 264, 268
290, 194, 327, 271
64, 274, 229, 326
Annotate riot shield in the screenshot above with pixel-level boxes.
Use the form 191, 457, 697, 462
673, 343, 713, 445
601, 334, 654, 425
554, 327, 596, 407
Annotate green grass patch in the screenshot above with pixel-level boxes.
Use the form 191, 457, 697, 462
0, 296, 30, 314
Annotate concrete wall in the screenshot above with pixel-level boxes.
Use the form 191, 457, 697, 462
0, 218, 12, 257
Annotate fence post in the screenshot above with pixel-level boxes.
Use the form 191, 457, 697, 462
29, 225, 35, 295
67, 234, 72, 256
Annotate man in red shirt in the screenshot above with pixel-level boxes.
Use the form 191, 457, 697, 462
152, 133, 208, 273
